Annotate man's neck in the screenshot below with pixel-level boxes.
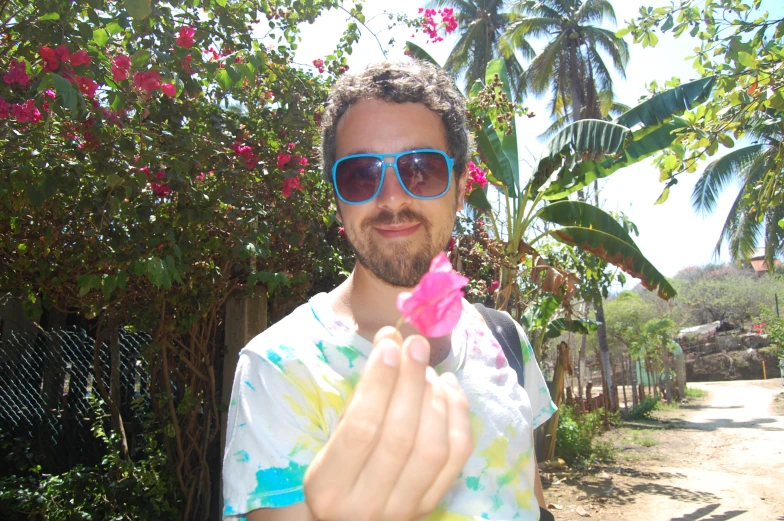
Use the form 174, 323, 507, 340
328, 262, 451, 366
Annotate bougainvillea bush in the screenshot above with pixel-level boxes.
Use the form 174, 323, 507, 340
1, 0, 361, 518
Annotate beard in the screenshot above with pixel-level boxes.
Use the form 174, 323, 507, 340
344, 206, 455, 288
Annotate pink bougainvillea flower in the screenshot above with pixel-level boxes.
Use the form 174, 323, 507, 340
112, 65, 128, 82
298, 156, 309, 166
466, 161, 488, 193
39, 47, 60, 72
0, 97, 10, 119
54, 45, 70, 62
134, 71, 161, 92
338, 226, 345, 236
70, 50, 91, 67
447, 236, 455, 252
76, 76, 98, 97
489, 280, 500, 293
277, 152, 292, 170
194, 172, 206, 185
11, 99, 43, 124
396, 252, 469, 337
155, 170, 165, 181
4, 59, 31, 86
312, 58, 325, 73
281, 175, 303, 198
161, 83, 176, 97
113, 54, 131, 70
176, 25, 196, 48
44, 89, 56, 99
181, 54, 193, 73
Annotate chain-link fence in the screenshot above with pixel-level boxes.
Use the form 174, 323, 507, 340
0, 327, 151, 472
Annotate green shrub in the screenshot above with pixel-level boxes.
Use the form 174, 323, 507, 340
628, 396, 660, 420
684, 386, 708, 399
555, 405, 612, 465
0, 399, 179, 521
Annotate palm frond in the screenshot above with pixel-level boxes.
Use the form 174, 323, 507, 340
691, 145, 765, 215
576, 0, 617, 26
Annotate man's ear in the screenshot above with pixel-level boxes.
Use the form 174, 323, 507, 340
456, 169, 468, 212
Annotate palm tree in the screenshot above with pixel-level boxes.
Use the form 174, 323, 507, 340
430, 0, 527, 98
501, 0, 629, 122
691, 121, 784, 270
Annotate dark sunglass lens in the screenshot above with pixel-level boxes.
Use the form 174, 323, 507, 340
335, 156, 383, 202
397, 152, 450, 197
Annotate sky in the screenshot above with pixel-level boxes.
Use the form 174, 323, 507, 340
290, 0, 781, 287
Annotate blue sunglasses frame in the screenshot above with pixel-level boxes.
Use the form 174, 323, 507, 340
332, 148, 455, 205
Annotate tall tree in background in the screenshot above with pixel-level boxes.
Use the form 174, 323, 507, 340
502, 0, 629, 121
431, 0, 526, 97
502, 0, 629, 410
691, 119, 784, 270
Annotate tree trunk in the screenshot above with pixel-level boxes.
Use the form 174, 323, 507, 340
630, 354, 639, 408
662, 344, 673, 403
621, 355, 629, 412
540, 342, 570, 462
577, 332, 587, 401
595, 300, 615, 410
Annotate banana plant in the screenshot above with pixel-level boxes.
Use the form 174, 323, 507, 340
407, 42, 715, 308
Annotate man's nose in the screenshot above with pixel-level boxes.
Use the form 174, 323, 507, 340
375, 163, 411, 209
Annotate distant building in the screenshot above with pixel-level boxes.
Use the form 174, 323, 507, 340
749, 247, 781, 274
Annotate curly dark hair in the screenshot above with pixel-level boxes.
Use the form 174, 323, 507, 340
319, 60, 473, 185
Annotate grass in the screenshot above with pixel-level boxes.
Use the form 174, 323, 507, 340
684, 386, 708, 399
622, 428, 661, 448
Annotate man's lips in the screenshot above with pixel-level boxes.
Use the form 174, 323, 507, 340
374, 222, 422, 238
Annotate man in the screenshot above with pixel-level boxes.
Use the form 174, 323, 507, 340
222, 60, 557, 521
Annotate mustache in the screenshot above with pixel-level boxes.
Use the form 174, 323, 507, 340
362, 208, 431, 228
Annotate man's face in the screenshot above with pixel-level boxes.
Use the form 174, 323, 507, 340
335, 98, 467, 288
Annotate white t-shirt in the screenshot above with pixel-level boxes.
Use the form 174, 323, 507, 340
222, 293, 556, 520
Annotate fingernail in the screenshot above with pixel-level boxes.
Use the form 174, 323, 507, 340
383, 344, 400, 367
441, 372, 460, 389
410, 337, 429, 364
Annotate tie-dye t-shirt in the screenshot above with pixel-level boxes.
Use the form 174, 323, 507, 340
222, 293, 556, 520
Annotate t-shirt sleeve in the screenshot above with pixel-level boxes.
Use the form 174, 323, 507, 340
511, 318, 557, 429
222, 346, 327, 519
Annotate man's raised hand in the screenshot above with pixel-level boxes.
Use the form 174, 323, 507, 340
303, 326, 473, 521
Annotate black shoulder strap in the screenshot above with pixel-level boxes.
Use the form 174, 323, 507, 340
473, 303, 525, 387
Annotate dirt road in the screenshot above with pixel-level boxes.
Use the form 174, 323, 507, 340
544, 379, 784, 521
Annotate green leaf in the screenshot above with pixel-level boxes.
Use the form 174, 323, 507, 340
131, 49, 151, 68
404, 41, 441, 67
615, 27, 630, 38
146, 257, 171, 289
616, 76, 716, 129
216, 0, 227, 5
106, 173, 123, 188
248, 270, 290, 292
39, 13, 60, 21
484, 59, 519, 192
534, 119, 629, 196
778, 218, 784, 230
655, 186, 670, 204
106, 21, 123, 35
466, 187, 492, 212
550, 227, 676, 300
535, 201, 638, 247
93, 28, 109, 47
50, 73, 78, 113
216, 69, 232, 90
546, 318, 601, 339
124, 0, 152, 20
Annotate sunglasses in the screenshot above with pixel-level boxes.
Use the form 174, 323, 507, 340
332, 149, 455, 204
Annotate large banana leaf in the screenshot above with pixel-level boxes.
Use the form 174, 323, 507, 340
549, 226, 677, 300
616, 76, 716, 129
536, 200, 638, 247
404, 41, 441, 67
467, 185, 493, 211
532, 119, 630, 195
540, 116, 692, 200
537, 78, 716, 200
546, 318, 601, 339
